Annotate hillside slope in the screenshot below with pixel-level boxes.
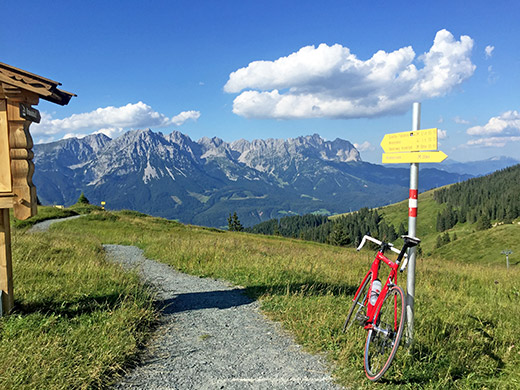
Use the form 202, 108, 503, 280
247, 164, 520, 262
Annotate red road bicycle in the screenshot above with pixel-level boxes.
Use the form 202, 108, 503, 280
343, 234, 420, 381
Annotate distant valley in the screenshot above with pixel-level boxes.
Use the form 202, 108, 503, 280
32, 129, 496, 227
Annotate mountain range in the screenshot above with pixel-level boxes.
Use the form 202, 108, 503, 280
431, 156, 520, 176
33, 129, 479, 227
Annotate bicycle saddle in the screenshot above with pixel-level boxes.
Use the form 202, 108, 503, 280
402, 235, 421, 247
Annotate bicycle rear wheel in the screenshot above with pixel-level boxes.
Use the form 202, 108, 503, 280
364, 285, 405, 381
342, 274, 371, 334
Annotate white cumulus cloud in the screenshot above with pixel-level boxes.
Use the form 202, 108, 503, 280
437, 129, 448, 139
485, 45, 495, 59
225, 29, 475, 120
170, 110, 201, 126
467, 110, 520, 136
487, 65, 498, 84
466, 136, 520, 148
94, 127, 125, 139
454, 116, 470, 124
353, 141, 374, 152
465, 110, 520, 148
31, 102, 200, 138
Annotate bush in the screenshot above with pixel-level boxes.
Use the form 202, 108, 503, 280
118, 209, 149, 218
76, 192, 90, 205
476, 215, 492, 231
83, 212, 119, 222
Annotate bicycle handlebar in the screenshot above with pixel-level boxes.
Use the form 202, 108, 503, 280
357, 235, 410, 272
357, 235, 403, 256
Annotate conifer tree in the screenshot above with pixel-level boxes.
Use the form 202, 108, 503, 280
398, 222, 407, 237
77, 191, 90, 205
435, 235, 443, 249
227, 212, 244, 232
329, 223, 349, 246
476, 215, 491, 230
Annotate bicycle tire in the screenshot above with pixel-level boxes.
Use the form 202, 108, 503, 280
342, 274, 372, 334
363, 285, 405, 381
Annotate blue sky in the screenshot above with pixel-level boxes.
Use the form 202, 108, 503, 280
2, 0, 519, 163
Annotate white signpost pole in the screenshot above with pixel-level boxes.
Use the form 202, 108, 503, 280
380, 102, 447, 346
406, 102, 421, 345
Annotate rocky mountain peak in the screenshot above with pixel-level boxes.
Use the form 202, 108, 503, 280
229, 139, 251, 153
228, 133, 361, 170
81, 133, 112, 152
198, 136, 225, 150
33, 133, 112, 166
168, 130, 194, 145
32, 128, 473, 227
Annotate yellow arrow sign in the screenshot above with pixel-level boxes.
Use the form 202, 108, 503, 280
381, 128, 438, 153
382, 151, 448, 164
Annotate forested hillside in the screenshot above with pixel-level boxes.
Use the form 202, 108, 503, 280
245, 208, 403, 247
247, 164, 520, 249
434, 164, 520, 231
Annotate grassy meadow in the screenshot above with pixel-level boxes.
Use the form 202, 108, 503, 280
34, 208, 520, 389
0, 209, 157, 389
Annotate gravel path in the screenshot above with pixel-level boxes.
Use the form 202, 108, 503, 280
27, 215, 83, 233
104, 245, 344, 390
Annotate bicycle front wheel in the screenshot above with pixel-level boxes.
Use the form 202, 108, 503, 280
364, 285, 406, 381
342, 274, 371, 334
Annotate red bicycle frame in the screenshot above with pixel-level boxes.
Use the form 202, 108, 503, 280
346, 234, 420, 381
354, 250, 400, 331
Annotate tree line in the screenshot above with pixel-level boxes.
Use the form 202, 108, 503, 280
245, 208, 403, 248
434, 164, 520, 232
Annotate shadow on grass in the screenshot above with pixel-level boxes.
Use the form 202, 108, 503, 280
14, 278, 357, 320
246, 282, 358, 301
15, 292, 125, 317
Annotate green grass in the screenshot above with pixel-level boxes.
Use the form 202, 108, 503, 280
0, 221, 157, 389
11, 204, 105, 230
12, 206, 79, 229
48, 210, 520, 389
435, 223, 520, 266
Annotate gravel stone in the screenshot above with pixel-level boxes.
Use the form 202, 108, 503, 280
104, 244, 343, 390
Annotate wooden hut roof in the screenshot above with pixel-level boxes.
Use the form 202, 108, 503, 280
0, 62, 75, 106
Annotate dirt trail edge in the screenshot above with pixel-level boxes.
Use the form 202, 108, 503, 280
104, 245, 344, 390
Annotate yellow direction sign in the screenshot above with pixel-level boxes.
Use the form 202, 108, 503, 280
381, 128, 438, 153
382, 151, 448, 164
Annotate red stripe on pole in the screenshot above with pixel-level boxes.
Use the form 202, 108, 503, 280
409, 189, 418, 217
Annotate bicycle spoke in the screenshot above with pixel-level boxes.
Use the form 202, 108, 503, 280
343, 275, 371, 334
364, 286, 405, 381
